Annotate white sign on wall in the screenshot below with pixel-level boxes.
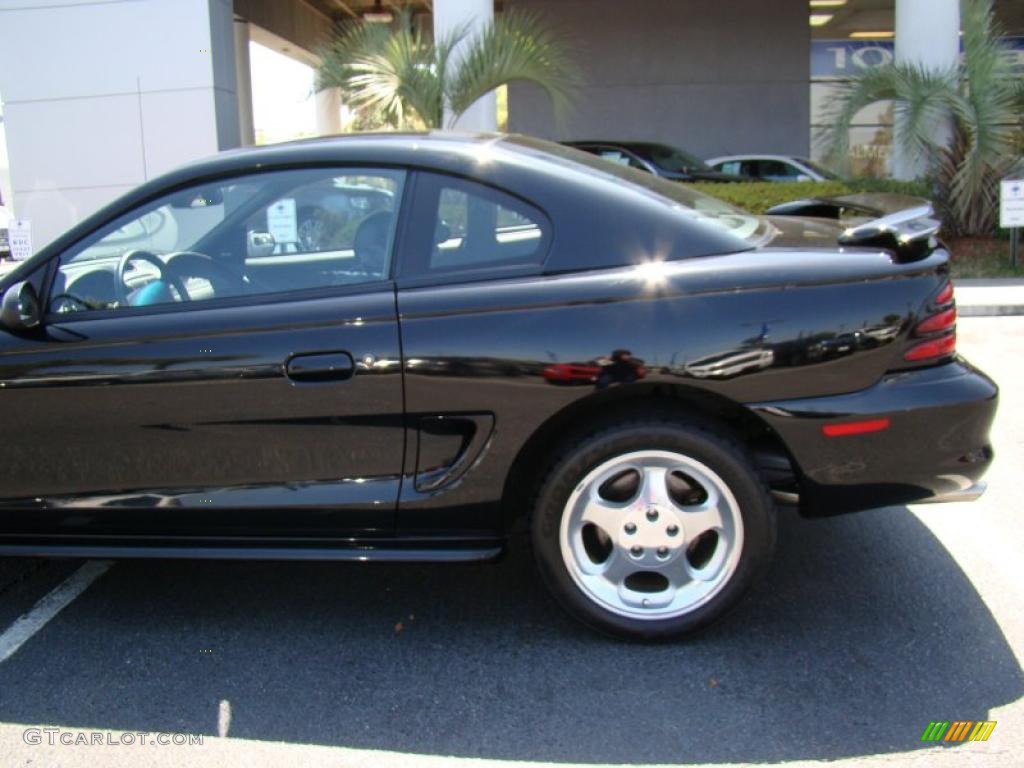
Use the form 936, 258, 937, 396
267, 199, 298, 244
1001, 180, 1024, 229
8, 220, 32, 261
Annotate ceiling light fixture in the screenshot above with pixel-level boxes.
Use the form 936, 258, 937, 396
362, 0, 393, 23
810, 13, 834, 27
849, 30, 894, 39
810, 0, 847, 7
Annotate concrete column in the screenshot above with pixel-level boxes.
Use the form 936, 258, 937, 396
0, 0, 241, 248
316, 88, 343, 136
235, 19, 256, 146
433, 0, 496, 131
892, 0, 960, 179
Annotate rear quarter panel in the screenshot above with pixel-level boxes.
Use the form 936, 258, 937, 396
396, 248, 948, 534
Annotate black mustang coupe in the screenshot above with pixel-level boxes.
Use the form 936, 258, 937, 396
0, 134, 996, 640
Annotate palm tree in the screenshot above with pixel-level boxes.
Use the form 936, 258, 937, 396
314, 8, 578, 131
820, 0, 1024, 235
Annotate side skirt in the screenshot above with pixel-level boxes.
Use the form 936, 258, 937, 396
0, 536, 505, 562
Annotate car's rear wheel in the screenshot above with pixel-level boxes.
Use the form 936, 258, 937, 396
530, 418, 775, 640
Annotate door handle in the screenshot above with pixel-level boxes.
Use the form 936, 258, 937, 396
285, 352, 355, 383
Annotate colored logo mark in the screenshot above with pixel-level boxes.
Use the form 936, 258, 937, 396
921, 721, 997, 742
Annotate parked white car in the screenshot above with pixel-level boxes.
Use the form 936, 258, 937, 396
706, 155, 840, 183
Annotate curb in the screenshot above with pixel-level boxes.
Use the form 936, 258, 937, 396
959, 305, 1024, 317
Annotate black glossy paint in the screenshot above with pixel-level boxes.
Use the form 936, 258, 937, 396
0, 133, 997, 556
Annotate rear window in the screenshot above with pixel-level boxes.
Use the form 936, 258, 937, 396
507, 136, 774, 246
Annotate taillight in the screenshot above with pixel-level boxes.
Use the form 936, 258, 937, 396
905, 334, 957, 361
915, 306, 956, 334
904, 281, 956, 363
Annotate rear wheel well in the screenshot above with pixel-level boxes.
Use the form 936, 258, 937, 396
501, 383, 797, 532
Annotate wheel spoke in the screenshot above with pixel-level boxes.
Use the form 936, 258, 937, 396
682, 488, 726, 538
619, 582, 674, 611
639, 466, 674, 509
646, 552, 692, 589
600, 548, 634, 586
580, 489, 628, 536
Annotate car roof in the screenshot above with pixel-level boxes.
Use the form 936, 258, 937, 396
707, 154, 805, 164
566, 140, 675, 153
13, 132, 757, 284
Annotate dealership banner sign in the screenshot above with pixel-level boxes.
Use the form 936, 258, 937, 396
812, 37, 1024, 79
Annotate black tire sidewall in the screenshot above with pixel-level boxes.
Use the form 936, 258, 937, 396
531, 421, 775, 641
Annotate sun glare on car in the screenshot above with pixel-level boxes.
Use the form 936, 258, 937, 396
634, 259, 670, 288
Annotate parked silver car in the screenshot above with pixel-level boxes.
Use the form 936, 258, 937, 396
706, 155, 840, 183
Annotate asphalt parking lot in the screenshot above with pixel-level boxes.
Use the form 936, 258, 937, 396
0, 317, 1021, 768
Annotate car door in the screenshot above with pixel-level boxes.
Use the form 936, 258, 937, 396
0, 166, 407, 541
394, 171, 552, 536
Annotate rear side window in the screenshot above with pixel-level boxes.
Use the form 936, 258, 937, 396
402, 173, 549, 278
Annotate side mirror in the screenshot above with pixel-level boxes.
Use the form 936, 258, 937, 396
0, 281, 41, 330
247, 231, 276, 258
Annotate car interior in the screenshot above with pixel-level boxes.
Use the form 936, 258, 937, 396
48, 170, 404, 315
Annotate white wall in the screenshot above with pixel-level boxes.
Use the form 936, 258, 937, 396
892, 0, 959, 179
0, 0, 241, 249
0, 102, 11, 214
433, 0, 497, 130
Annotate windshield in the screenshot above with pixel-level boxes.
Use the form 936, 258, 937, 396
505, 136, 775, 247
633, 144, 711, 173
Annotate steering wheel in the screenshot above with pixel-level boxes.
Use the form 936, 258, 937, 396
115, 249, 190, 307
164, 251, 256, 297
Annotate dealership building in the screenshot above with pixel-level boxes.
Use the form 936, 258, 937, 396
0, 0, 1022, 247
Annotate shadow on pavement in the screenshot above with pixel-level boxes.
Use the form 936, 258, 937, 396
0, 506, 1020, 764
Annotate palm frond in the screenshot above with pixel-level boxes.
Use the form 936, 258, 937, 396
888, 65, 958, 162
817, 66, 903, 175
945, 0, 1021, 231
818, 0, 1022, 235
315, 10, 442, 128
445, 10, 580, 129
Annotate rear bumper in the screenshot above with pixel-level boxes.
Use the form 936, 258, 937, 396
750, 359, 997, 516
916, 481, 987, 504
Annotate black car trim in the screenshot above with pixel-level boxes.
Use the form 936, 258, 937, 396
42, 275, 399, 326
0, 538, 504, 562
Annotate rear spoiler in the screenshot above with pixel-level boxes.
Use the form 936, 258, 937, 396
765, 193, 940, 262
765, 193, 931, 220
836, 204, 941, 262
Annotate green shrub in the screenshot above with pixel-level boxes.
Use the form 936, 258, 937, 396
682, 178, 935, 215
681, 181, 852, 214
843, 177, 934, 199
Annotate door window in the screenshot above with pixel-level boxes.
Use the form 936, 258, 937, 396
49, 168, 405, 314
755, 161, 802, 181
404, 173, 549, 276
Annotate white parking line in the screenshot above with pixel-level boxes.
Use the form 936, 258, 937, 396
0, 560, 112, 664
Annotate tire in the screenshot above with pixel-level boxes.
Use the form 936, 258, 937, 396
530, 416, 775, 641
